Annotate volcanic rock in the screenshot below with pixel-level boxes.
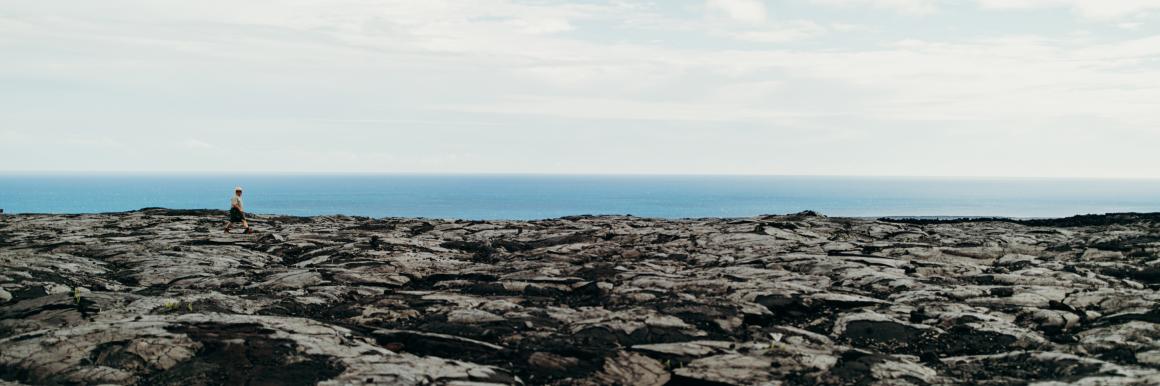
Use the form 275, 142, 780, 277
1, 210, 1158, 385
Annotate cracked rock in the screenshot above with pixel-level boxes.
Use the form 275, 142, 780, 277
1, 210, 1158, 385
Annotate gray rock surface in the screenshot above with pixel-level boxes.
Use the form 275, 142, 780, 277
1, 209, 1158, 385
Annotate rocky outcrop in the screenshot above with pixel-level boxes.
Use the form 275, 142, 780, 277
1, 209, 1158, 385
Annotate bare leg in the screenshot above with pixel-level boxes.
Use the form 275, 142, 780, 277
224, 222, 231, 233
242, 219, 251, 233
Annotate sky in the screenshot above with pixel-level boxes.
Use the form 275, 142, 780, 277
1, 0, 1159, 177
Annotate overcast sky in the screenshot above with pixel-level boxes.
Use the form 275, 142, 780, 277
2, 0, 1159, 177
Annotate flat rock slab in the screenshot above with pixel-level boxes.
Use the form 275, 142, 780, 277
1, 210, 1158, 385
0, 314, 515, 386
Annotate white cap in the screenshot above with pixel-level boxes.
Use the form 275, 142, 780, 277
234, 186, 243, 191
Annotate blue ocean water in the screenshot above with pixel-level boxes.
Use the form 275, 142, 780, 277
1, 174, 1159, 220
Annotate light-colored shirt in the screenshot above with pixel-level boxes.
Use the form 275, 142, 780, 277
231, 195, 243, 210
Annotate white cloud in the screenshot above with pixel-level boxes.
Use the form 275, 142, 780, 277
505, 18, 574, 34
706, 0, 767, 23
66, 137, 124, 148
723, 21, 829, 42
812, 0, 938, 15
977, 0, 1160, 20
183, 139, 215, 149
2, 0, 1160, 177
443, 94, 812, 123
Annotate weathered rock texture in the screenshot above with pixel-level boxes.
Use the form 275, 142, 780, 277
1, 209, 1158, 385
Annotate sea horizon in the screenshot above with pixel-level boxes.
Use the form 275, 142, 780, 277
3, 173, 1159, 220
5, 170, 1160, 180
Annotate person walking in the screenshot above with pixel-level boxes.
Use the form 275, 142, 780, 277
224, 186, 252, 234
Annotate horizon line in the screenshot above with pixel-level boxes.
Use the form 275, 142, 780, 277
1, 170, 1159, 181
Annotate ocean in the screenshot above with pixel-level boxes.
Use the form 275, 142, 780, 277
1, 174, 1159, 220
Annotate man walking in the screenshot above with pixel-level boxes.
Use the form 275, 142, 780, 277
224, 186, 252, 234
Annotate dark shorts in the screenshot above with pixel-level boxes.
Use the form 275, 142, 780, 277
229, 208, 245, 222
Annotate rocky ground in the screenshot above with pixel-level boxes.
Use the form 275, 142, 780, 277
1, 209, 1158, 386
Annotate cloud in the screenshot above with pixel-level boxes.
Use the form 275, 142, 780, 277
504, 18, 574, 34
706, 0, 767, 23
977, 0, 1160, 20
722, 21, 829, 43
183, 139, 215, 149
442, 94, 812, 123
66, 137, 124, 148
2, 0, 1160, 177
811, 0, 938, 15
